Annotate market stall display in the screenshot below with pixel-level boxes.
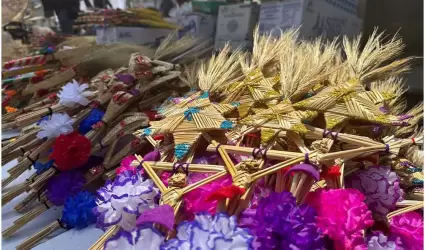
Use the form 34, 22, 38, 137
1, 26, 423, 250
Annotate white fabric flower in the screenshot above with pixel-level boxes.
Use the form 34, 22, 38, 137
104, 225, 164, 250
162, 213, 253, 250
36, 113, 74, 139
58, 80, 93, 108
94, 172, 159, 232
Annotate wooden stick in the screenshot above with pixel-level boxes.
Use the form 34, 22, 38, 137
134, 155, 167, 193
88, 225, 120, 250
205, 144, 304, 161
16, 220, 61, 250
2, 61, 61, 79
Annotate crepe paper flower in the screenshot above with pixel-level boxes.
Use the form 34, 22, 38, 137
5, 106, 17, 113
50, 131, 91, 171
345, 165, 404, 218
93, 171, 159, 231
240, 191, 324, 250
34, 159, 55, 174
161, 213, 253, 250
78, 108, 105, 135
305, 188, 374, 250
367, 232, 404, 250
389, 211, 423, 250
58, 80, 93, 108
249, 178, 272, 209
61, 191, 97, 229
46, 170, 86, 206
205, 185, 246, 202
116, 155, 138, 176
183, 173, 233, 220
36, 113, 75, 139
104, 225, 165, 250
136, 204, 175, 231
117, 150, 161, 175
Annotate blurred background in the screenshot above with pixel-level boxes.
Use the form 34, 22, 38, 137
3, 0, 424, 107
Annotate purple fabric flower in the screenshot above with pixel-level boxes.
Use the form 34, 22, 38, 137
345, 165, 404, 218
367, 231, 404, 250
46, 170, 86, 206
241, 191, 324, 250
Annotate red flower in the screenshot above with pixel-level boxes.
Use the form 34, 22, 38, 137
51, 131, 91, 171
205, 185, 245, 202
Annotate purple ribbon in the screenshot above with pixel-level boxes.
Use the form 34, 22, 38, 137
323, 129, 338, 140
252, 148, 268, 160
173, 163, 189, 175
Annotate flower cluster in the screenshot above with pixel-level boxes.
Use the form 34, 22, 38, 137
93, 171, 159, 231
46, 170, 86, 206
241, 191, 324, 250
61, 191, 97, 229
104, 225, 164, 250
305, 188, 374, 250
58, 80, 92, 107
50, 131, 91, 171
37, 113, 74, 139
183, 173, 233, 220
162, 213, 253, 250
345, 165, 404, 218
390, 211, 423, 250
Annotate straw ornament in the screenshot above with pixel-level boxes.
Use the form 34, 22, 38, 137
2, 26, 424, 250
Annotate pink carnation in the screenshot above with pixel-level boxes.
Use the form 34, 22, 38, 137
390, 211, 424, 250
116, 155, 138, 175
183, 173, 232, 220
305, 188, 374, 250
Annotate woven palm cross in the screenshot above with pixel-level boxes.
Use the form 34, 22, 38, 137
237, 100, 319, 145
131, 155, 228, 215
137, 93, 236, 161
221, 69, 280, 116
293, 78, 401, 129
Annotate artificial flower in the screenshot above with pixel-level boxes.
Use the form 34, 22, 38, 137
240, 191, 324, 250
161, 213, 253, 250
78, 108, 105, 135
104, 225, 164, 250
61, 191, 97, 229
367, 231, 404, 250
183, 173, 233, 220
389, 211, 423, 250
50, 131, 91, 171
36, 113, 74, 139
93, 171, 159, 231
58, 80, 92, 107
116, 155, 138, 175
5, 106, 17, 113
46, 170, 86, 206
305, 188, 374, 250
345, 165, 404, 218
34, 159, 55, 174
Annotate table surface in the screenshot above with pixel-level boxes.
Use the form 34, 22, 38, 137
2, 130, 104, 250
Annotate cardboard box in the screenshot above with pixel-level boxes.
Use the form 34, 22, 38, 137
259, 0, 362, 40
175, 13, 216, 39
192, 1, 229, 14
96, 26, 173, 46
215, 3, 260, 51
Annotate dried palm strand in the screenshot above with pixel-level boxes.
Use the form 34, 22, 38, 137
343, 29, 414, 84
